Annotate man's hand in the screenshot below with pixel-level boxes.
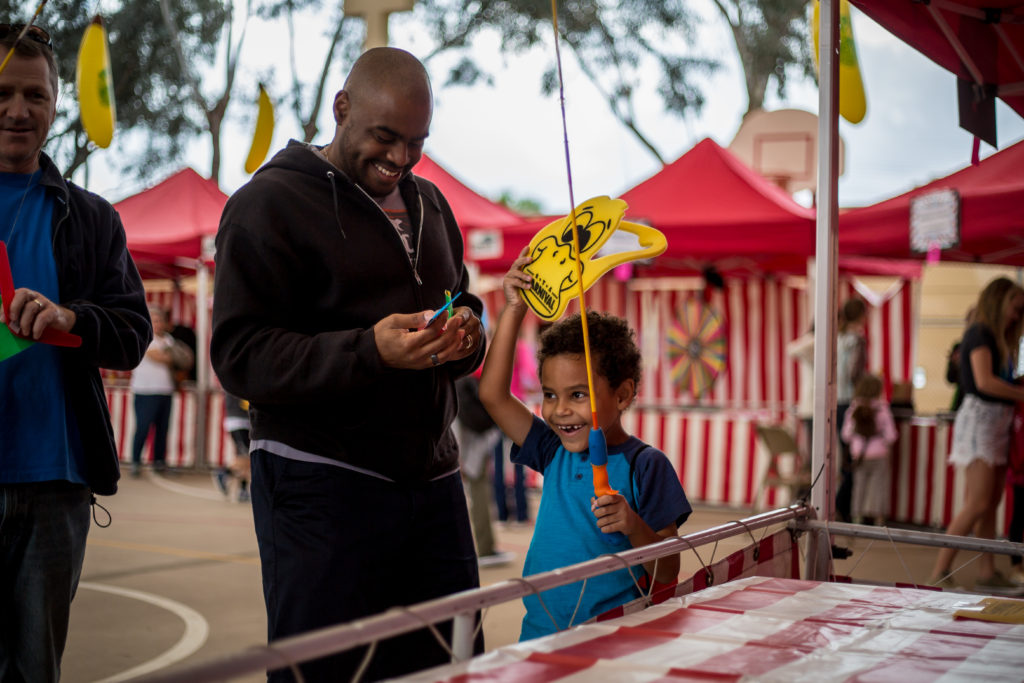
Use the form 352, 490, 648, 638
0, 288, 76, 340
374, 308, 483, 370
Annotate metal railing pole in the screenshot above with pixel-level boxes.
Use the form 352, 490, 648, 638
797, 519, 1024, 557
451, 612, 475, 662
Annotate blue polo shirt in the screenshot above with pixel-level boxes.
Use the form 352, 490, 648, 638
512, 415, 691, 640
0, 171, 85, 485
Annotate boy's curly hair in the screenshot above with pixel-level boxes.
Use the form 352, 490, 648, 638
537, 311, 641, 392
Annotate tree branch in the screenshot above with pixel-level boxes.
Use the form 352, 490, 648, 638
157, 0, 210, 113
302, 9, 348, 142
560, 30, 665, 165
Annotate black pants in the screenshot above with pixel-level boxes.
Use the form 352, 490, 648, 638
131, 393, 172, 465
835, 403, 853, 523
251, 451, 483, 681
0, 482, 91, 683
1010, 484, 1024, 567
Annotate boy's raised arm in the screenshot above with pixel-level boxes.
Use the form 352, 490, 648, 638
479, 248, 535, 447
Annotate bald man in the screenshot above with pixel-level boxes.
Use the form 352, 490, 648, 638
212, 48, 487, 681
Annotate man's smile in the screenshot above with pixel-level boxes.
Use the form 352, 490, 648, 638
373, 162, 399, 178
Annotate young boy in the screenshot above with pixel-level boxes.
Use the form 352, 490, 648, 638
479, 250, 691, 641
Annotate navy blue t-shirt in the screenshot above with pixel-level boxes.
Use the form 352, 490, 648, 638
959, 323, 1015, 405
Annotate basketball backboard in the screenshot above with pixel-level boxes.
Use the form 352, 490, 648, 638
729, 108, 845, 194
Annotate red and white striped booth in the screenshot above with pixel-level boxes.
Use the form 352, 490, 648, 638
106, 386, 238, 468
104, 285, 241, 470
110, 273, 1007, 535
478, 274, 920, 510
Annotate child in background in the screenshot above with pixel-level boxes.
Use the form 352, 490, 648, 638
215, 392, 251, 502
836, 298, 868, 522
479, 249, 691, 641
840, 374, 897, 526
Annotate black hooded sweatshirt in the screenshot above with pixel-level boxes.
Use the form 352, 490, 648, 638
211, 142, 485, 482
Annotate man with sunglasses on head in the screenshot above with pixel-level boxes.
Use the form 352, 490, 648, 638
212, 47, 486, 681
0, 23, 151, 683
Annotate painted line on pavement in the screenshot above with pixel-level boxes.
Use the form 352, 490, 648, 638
148, 471, 229, 502
79, 582, 209, 683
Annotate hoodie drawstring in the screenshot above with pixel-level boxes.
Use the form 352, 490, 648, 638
325, 171, 348, 239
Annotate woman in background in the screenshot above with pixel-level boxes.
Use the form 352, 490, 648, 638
928, 277, 1024, 593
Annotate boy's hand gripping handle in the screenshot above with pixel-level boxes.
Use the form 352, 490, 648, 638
590, 427, 624, 544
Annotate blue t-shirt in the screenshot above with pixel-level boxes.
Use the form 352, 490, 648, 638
0, 171, 85, 485
512, 415, 691, 640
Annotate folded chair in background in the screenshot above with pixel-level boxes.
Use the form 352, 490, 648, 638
754, 424, 812, 511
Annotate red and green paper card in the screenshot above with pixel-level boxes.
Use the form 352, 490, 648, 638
0, 241, 82, 362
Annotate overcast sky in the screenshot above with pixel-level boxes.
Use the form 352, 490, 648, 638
84, 2, 1024, 214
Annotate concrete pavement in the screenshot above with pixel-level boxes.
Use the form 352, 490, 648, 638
60, 469, 1004, 682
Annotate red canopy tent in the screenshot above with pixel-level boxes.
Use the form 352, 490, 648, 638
114, 168, 227, 280
839, 139, 1024, 264
115, 156, 520, 279
620, 138, 816, 272
413, 154, 523, 232
849, 0, 1024, 121
465, 138, 816, 274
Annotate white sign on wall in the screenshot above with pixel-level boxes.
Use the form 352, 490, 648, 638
468, 230, 503, 261
910, 188, 960, 253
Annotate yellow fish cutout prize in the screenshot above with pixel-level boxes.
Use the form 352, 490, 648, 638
521, 196, 667, 321
812, 0, 867, 124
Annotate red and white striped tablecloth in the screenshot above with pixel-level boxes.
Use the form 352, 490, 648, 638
408, 577, 1024, 682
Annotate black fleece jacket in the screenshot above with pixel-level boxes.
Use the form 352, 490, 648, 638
211, 142, 485, 482
35, 153, 152, 495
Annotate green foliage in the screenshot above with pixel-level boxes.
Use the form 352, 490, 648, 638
0, 0, 817, 183
711, 0, 815, 113
253, 1, 364, 143
496, 190, 543, 216
0, 0, 227, 179
416, 0, 718, 163
416, 0, 815, 159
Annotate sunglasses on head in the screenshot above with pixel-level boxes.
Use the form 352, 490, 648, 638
0, 23, 53, 50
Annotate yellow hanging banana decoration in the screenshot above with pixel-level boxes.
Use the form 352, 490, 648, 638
813, 0, 867, 124
245, 84, 275, 174
76, 15, 116, 148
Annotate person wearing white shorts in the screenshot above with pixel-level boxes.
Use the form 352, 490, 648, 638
929, 277, 1024, 594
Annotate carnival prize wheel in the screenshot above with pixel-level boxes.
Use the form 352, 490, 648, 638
667, 296, 727, 398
